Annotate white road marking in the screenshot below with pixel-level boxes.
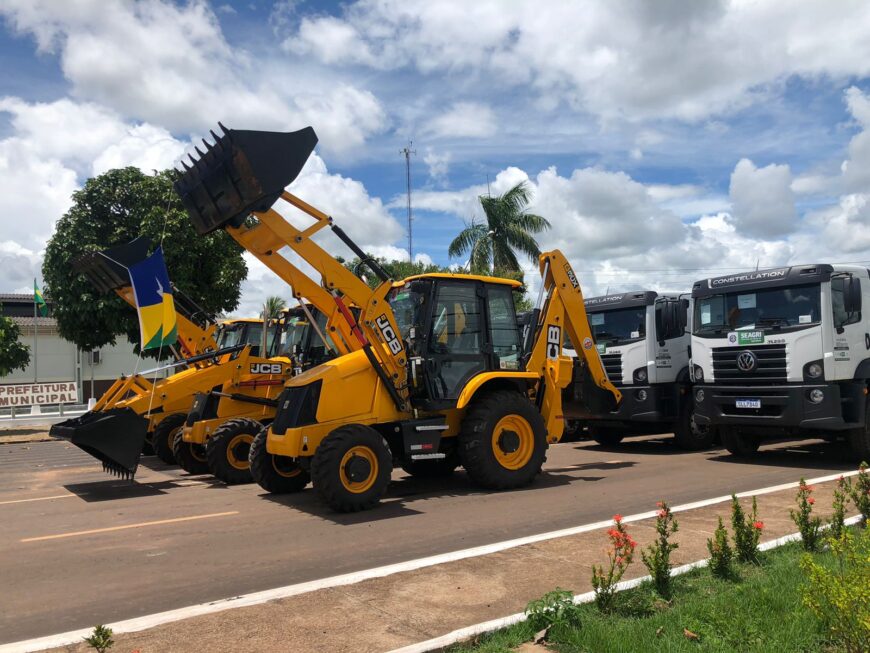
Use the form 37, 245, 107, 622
0, 494, 74, 506
0, 469, 860, 652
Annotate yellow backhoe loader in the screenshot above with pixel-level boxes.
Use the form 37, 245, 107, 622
50, 240, 277, 478
175, 125, 621, 511
175, 303, 340, 484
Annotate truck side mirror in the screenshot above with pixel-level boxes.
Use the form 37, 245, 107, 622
845, 277, 862, 315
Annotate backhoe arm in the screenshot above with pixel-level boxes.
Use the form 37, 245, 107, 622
525, 250, 622, 442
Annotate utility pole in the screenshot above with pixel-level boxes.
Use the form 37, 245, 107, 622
400, 141, 416, 262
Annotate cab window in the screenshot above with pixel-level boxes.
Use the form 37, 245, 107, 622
429, 284, 482, 354
487, 285, 521, 363
832, 277, 861, 328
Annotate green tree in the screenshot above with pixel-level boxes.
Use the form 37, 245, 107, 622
0, 313, 30, 377
448, 181, 550, 274
337, 256, 452, 289
260, 296, 287, 320
43, 167, 247, 352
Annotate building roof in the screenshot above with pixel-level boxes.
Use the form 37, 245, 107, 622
10, 316, 57, 327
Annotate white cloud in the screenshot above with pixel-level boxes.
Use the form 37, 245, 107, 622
423, 147, 450, 185
728, 158, 797, 238
423, 102, 496, 139
285, 0, 870, 122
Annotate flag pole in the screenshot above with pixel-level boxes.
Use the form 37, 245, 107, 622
33, 277, 38, 383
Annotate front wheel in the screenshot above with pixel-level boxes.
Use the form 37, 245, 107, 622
722, 429, 761, 457
673, 402, 716, 451
248, 426, 310, 493
206, 418, 261, 485
459, 390, 548, 490
153, 413, 186, 465
172, 431, 209, 474
311, 424, 393, 512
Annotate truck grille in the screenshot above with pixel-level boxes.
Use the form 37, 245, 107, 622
600, 353, 623, 385
712, 344, 787, 384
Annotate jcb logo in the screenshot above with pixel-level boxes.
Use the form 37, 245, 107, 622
250, 363, 283, 375
546, 325, 561, 360
376, 314, 403, 355
564, 263, 580, 289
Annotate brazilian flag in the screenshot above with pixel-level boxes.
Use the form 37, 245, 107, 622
128, 246, 178, 351
34, 280, 48, 316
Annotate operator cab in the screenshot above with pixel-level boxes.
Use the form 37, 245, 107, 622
216, 319, 270, 357
389, 274, 525, 411
272, 306, 337, 369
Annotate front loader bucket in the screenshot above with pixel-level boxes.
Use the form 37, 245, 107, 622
174, 125, 318, 235
49, 408, 148, 478
73, 237, 152, 293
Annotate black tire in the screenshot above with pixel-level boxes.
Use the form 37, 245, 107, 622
401, 448, 459, 478
153, 413, 186, 465
847, 395, 870, 462
249, 425, 310, 493
589, 425, 624, 447
673, 402, 716, 451
206, 418, 261, 485
722, 428, 761, 457
172, 430, 209, 474
311, 424, 392, 512
458, 390, 548, 490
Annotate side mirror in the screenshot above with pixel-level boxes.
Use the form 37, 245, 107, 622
845, 277, 862, 315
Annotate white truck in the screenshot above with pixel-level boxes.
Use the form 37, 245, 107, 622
690, 264, 870, 461
570, 290, 714, 450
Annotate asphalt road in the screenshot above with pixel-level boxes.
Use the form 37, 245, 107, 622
0, 434, 856, 644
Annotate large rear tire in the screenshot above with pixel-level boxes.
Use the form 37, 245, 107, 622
206, 418, 261, 485
312, 424, 392, 512
249, 426, 310, 494
459, 390, 548, 490
172, 430, 209, 474
673, 402, 716, 451
153, 413, 186, 465
847, 395, 870, 462
722, 429, 761, 457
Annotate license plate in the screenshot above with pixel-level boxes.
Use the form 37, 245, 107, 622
735, 399, 761, 409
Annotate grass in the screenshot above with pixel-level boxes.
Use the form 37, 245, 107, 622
450, 542, 839, 653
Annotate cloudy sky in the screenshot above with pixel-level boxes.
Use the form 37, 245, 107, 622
1, 0, 870, 316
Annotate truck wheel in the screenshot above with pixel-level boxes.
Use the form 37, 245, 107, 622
249, 426, 310, 494
673, 403, 716, 451
847, 395, 870, 462
589, 426, 624, 447
172, 430, 209, 474
153, 413, 186, 465
206, 418, 261, 485
312, 424, 393, 512
459, 390, 548, 490
722, 429, 761, 457
401, 448, 459, 478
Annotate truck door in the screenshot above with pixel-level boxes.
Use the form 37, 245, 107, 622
830, 274, 864, 379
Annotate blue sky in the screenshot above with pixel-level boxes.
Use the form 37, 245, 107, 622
1, 0, 869, 315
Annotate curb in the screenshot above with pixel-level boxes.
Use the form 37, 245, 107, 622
385, 514, 865, 653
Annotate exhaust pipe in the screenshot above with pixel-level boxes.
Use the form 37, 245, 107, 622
173, 124, 318, 235
50, 408, 148, 479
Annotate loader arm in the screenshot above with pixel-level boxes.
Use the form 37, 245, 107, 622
525, 250, 622, 442
174, 125, 410, 411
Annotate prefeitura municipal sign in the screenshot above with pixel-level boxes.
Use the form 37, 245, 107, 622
0, 382, 77, 406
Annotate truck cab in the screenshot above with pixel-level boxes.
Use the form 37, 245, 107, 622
691, 264, 870, 461
571, 290, 713, 449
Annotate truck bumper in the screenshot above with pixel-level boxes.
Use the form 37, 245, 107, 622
583, 383, 680, 425
693, 382, 865, 432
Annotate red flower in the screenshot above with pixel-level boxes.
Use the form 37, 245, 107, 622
613, 514, 623, 523
657, 509, 667, 519
615, 556, 624, 566
808, 497, 815, 505
753, 521, 764, 530
656, 501, 664, 508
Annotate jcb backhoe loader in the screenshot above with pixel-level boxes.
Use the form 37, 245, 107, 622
175, 124, 621, 511
175, 303, 340, 484
49, 240, 281, 478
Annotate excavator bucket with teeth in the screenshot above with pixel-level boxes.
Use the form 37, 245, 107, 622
174, 124, 318, 235
73, 237, 152, 293
50, 408, 148, 479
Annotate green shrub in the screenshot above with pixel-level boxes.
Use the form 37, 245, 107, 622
83, 625, 114, 653
525, 589, 581, 631
829, 476, 849, 541
707, 516, 734, 579
591, 515, 637, 612
846, 462, 869, 524
731, 495, 763, 563
641, 501, 679, 598
791, 478, 822, 552
800, 524, 870, 652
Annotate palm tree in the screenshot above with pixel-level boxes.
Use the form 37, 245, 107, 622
448, 181, 550, 274
260, 296, 286, 320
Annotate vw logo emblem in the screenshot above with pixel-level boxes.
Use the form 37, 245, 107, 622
736, 350, 757, 373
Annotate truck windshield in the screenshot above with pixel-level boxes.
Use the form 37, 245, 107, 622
693, 283, 821, 335
388, 286, 425, 339
588, 307, 646, 345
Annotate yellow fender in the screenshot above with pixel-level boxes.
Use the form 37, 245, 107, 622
455, 371, 540, 410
